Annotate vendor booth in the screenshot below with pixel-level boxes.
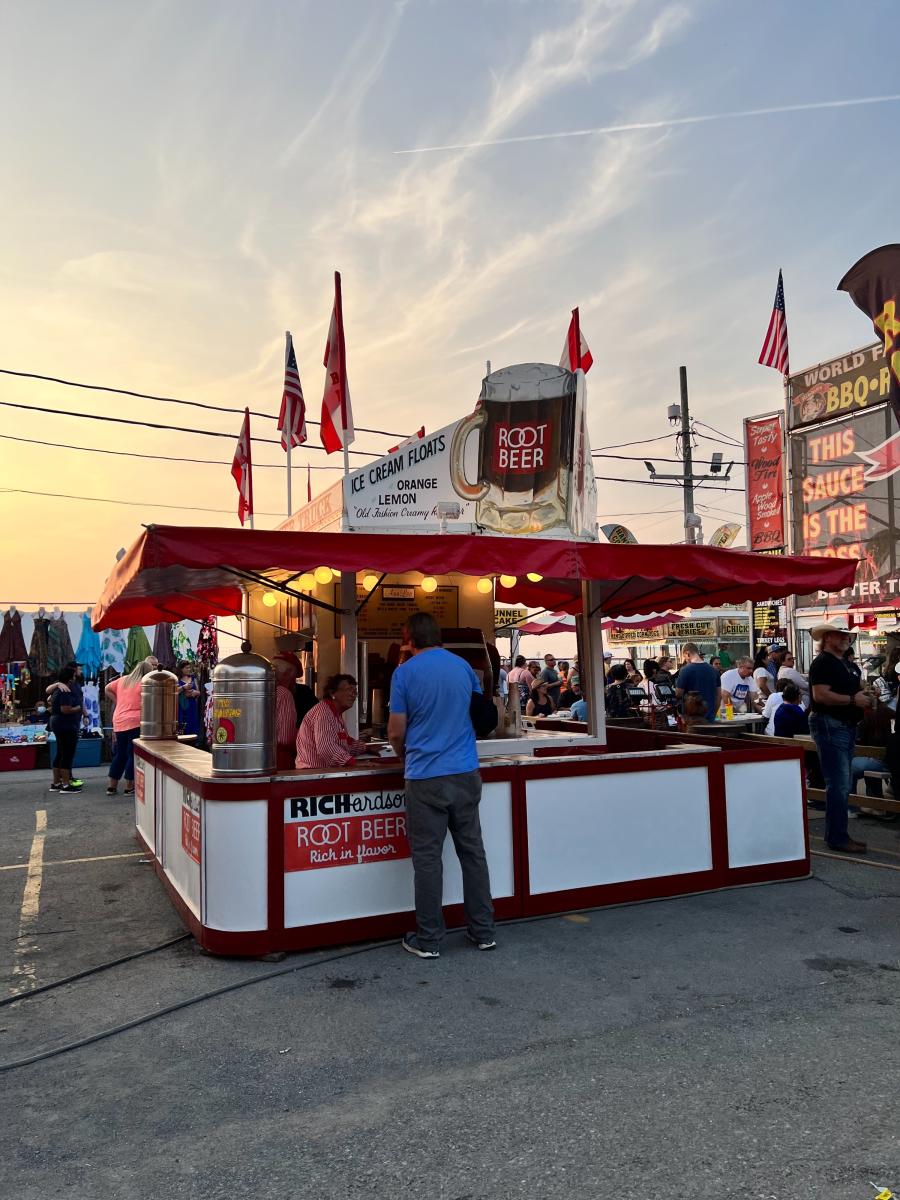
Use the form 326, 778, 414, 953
93, 522, 855, 956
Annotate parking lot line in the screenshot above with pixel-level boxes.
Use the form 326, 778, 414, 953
9, 809, 47, 995
0, 851, 143, 873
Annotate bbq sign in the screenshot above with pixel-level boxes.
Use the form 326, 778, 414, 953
283, 791, 410, 872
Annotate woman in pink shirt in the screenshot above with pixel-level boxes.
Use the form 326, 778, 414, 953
105, 659, 156, 795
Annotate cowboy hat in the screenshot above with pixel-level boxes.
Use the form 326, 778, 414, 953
810, 620, 852, 642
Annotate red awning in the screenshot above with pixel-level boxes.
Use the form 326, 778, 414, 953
91, 525, 857, 631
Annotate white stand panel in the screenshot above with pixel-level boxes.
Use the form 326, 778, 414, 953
725, 759, 805, 868
526, 768, 712, 895
204, 800, 268, 931
284, 780, 514, 929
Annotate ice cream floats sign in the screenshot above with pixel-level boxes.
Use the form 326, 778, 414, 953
344, 362, 597, 538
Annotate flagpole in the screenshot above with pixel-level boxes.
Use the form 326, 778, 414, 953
285, 331, 293, 517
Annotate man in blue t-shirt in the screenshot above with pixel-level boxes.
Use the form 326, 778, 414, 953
388, 612, 496, 959
675, 642, 721, 723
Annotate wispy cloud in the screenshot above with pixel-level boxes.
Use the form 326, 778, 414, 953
394, 93, 900, 155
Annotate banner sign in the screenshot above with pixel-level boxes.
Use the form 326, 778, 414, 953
837, 245, 900, 422
601, 523, 638, 544
605, 626, 659, 644
284, 791, 410, 872
670, 620, 716, 639
181, 790, 201, 865
708, 522, 741, 548
494, 606, 528, 632
751, 601, 787, 652
788, 342, 887, 431
790, 404, 899, 608
744, 414, 785, 551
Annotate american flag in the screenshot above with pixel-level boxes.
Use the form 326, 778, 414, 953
758, 270, 790, 376
277, 331, 307, 451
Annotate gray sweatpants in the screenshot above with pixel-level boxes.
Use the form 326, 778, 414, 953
405, 769, 495, 950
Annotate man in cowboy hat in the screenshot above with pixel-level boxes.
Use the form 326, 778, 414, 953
808, 620, 875, 853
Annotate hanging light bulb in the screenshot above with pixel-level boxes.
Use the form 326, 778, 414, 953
420, 576, 438, 593
363, 572, 380, 592
526, 572, 543, 583
261, 591, 278, 608
314, 566, 334, 585
299, 573, 316, 591
498, 574, 517, 589
476, 577, 493, 594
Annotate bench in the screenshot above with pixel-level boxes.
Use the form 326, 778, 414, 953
744, 732, 900, 816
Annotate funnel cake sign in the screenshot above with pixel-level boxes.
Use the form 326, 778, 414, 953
744, 414, 785, 552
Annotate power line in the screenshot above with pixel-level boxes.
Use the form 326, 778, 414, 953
0, 432, 347, 470
0, 399, 380, 458
596, 474, 741, 493
593, 433, 675, 452
0, 487, 289, 516
0, 367, 407, 438
694, 420, 743, 448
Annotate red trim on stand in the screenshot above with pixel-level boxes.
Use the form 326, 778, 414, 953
706, 760, 731, 879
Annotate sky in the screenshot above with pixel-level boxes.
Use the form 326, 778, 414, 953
1, 0, 898, 613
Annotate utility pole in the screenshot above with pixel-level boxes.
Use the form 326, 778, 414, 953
643, 366, 733, 544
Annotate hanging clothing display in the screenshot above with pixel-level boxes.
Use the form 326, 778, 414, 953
125, 625, 153, 672
46, 615, 75, 674
171, 622, 195, 664
195, 618, 219, 668
81, 682, 101, 733
101, 628, 127, 673
152, 622, 176, 671
75, 613, 102, 678
28, 614, 50, 677
0, 610, 28, 662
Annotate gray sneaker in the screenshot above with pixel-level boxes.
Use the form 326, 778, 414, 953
402, 933, 439, 959
466, 931, 497, 951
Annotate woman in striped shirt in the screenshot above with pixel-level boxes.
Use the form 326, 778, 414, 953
295, 674, 368, 769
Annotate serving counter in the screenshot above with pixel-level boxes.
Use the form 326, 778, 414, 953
134, 727, 810, 957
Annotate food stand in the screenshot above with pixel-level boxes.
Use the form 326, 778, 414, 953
89, 362, 856, 955
93, 523, 855, 956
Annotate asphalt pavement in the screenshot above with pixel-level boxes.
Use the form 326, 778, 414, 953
2, 764, 899, 1200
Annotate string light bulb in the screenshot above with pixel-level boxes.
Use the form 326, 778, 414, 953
498, 574, 517, 589
314, 566, 334, 585
299, 573, 316, 591
262, 591, 278, 608
476, 577, 493, 594
363, 573, 380, 592
421, 576, 438, 593
526, 572, 543, 583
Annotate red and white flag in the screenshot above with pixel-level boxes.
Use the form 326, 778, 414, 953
758, 269, 790, 376
560, 307, 593, 373
231, 407, 253, 526
388, 426, 425, 454
320, 271, 355, 454
277, 331, 307, 451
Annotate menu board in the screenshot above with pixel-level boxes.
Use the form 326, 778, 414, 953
338, 585, 460, 641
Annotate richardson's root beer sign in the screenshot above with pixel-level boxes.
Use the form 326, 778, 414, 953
284, 791, 410, 872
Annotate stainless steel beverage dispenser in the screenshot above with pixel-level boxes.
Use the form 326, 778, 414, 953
210, 652, 276, 775
140, 670, 179, 740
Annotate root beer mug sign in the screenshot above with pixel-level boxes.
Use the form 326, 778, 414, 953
450, 363, 577, 534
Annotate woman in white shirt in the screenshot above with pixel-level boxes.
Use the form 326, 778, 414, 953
752, 648, 775, 700
776, 651, 809, 706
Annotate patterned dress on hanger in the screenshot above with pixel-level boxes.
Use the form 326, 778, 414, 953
171, 622, 195, 663
152, 622, 177, 671
75, 613, 102, 678
195, 618, 219, 668
0, 610, 28, 662
125, 626, 152, 672
28, 616, 50, 676
46, 616, 75, 674
101, 628, 127, 674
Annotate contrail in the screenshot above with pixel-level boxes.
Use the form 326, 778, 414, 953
394, 94, 900, 155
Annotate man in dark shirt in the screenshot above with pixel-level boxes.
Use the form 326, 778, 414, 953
675, 643, 721, 723
808, 622, 874, 853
